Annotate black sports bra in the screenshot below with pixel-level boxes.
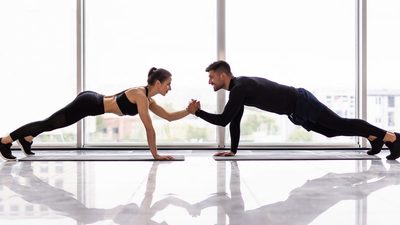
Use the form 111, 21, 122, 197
116, 87, 148, 116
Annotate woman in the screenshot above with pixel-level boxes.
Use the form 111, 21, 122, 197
0, 67, 192, 161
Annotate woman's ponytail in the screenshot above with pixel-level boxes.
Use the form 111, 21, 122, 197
148, 67, 157, 77
147, 67, 171, 85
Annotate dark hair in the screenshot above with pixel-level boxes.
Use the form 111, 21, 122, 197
147, 67, 172, 85
205, 60, 232, 76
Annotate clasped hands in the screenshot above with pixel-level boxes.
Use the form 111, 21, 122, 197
185, 99, 235, 157
187, 99, 201, 114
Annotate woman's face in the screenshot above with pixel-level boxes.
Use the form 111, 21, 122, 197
158, 76, 172, 96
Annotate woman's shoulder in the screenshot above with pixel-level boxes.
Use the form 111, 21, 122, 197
125, 86, 145, 96
125, 86, 150, 104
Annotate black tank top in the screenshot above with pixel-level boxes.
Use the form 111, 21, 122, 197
116, 87, 148, 116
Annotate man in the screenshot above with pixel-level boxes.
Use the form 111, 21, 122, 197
187, 60, 400, 159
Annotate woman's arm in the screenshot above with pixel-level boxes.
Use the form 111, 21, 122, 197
149, 99, 190, 122
136, 97, 173, 160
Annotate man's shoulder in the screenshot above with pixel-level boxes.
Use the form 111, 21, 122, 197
234, 76, 267, 86
236, 75, 267, 81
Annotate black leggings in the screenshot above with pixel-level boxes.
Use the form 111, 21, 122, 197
10, 91, 105, 141
308, 107, 387, 140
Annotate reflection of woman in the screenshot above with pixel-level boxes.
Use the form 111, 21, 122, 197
0, 161, 194, 225
113, 162, 195, 225
0, 162, 122, 223
0, 67, 192, 161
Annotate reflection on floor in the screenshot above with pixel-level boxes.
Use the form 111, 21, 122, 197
1, 150, 400, 225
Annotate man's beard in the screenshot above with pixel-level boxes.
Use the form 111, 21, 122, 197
213, 84, 223, 91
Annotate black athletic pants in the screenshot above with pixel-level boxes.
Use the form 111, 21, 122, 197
289, 88, 387, 140
9, 91, 105, 141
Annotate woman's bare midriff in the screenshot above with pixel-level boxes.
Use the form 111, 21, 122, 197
103, 96, 123, 116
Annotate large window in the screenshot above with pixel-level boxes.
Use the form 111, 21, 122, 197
0, 0, 77, 145
84, 0, 216, 146
2, 1, 399, 148
367, 0, 400, 132
226, 0, 357, 145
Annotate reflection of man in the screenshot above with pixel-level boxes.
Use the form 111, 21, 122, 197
192, 160, 400, 225
0, 162, 193, 225
187, 60, 400, 159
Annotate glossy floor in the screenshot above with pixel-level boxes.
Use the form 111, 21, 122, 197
1, 150, 400, 225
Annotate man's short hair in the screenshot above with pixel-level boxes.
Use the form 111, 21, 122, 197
205, 60, 232, 76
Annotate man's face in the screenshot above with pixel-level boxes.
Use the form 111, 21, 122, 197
208, 71, 224, 91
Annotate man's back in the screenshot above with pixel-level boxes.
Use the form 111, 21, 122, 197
229, 76, 298, 115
